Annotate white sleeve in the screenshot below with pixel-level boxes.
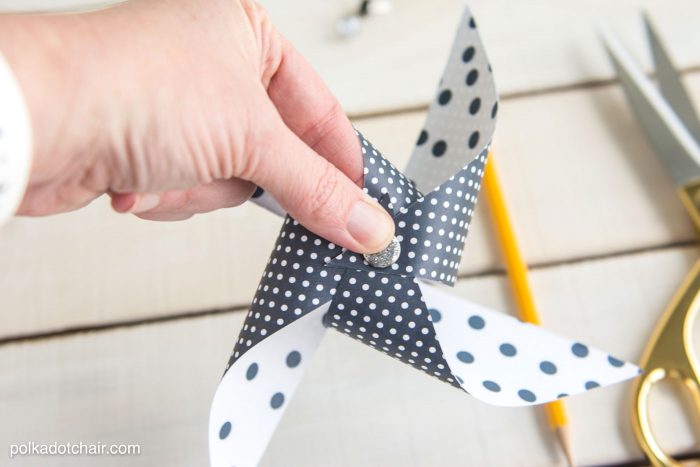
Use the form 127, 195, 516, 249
0, 52, 32, 227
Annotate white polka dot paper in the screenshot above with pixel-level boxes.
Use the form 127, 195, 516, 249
420, 283, 639, 407
208, 7, 639, 466
209, 303, 328, 467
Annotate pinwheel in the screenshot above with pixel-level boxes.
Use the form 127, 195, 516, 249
208, 7, 639, 466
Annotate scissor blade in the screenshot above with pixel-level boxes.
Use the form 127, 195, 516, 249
644, 14, 700, 145
601, 27, 700, 187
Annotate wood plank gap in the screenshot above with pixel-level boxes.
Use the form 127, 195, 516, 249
0, 302, 247, 347
589, 450, 700, 467
349, 65, 700, 120
457, 238, 699, 281
2, 239, 697, 348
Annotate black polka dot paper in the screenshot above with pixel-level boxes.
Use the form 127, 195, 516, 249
208, 8, 640, 467
326, 270, 460, 388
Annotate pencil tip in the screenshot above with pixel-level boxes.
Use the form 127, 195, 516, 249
556, 426, 575, 467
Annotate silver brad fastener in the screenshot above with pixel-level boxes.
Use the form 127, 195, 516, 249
363, 237, 401, 268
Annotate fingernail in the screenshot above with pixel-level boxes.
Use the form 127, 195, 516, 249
110, 194, 136, 213
347, 198, 395, 253
131, 193, 160, 213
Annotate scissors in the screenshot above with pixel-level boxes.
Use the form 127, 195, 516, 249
601, 16, 700, 467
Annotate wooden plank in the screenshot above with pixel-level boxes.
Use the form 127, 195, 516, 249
1, 0, 700, 115
270, 0, 700, 116
1, 72, 699, 339
0, 198, 281, 336
0, 0, 120, 12
266, 0, 700, 116
0, 0, 74, 11
0, 245, 698, 466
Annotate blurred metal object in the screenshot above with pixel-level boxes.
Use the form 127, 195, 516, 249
335, 0, 393, 39
601, 16, 700, 467
363, 236, 400, 268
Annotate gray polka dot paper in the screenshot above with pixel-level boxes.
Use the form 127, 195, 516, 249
208, 8, 639, 466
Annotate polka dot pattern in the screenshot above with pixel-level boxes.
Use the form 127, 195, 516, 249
210, 302, 328, 467
232, 121, 486, 365
483, 380, 500, 392
572, 343, 589, 358
286, 351, 301, 368
540, 361, 557, 375
391, 151, 487, 284
404, 11, 498, 194
326, 270, 459, 388
420, 282, 639, 407
357, 132, 423, 213
219, 422, 231, 440
327, 10, 499, 288
329, 136, 487, 286
232, 120, 484, 364
227, 219, 340, 365
585, 381, 600, 390
457, 351, 474, 363
608, 356, 625, 367
468, 315, 485, 329
211, 9, 641, 466
237, 10, 497, 367
270, 392, 285, 409
499, 343, 517, 357
428, 308, 442, 322
518, 389, 536, 402
246, 363, 258, 380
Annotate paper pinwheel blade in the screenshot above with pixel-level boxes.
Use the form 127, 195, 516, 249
208, 7, 639, 466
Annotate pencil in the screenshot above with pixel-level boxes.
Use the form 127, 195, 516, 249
482, 154, 574, 467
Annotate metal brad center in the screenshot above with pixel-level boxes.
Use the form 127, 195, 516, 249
363, 237, 401, 268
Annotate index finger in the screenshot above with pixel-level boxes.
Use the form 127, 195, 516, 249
265, 31, 363, 186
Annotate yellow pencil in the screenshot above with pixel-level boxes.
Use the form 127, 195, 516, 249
482, 154, 574, 467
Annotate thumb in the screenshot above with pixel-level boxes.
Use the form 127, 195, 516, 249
249, 115, 394, 254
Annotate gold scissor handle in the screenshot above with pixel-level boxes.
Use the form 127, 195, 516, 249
677, 182, 700, 234
632, 367, 700, 466
631, 259, 700, 466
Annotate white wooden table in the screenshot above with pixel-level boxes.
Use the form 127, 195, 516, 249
1, 1, 700, 465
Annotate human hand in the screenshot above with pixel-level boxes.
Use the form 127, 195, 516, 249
0, 0, 394, 253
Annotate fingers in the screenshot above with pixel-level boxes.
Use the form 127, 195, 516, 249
107, 13, 390, 254
250, 112, 394, 254
110, 178, 256, 221
265, 32, 363, 187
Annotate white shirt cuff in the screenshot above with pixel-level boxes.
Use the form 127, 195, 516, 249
0, 51, 32, 227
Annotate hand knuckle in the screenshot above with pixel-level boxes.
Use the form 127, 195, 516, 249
308, 163, 343, 223
300, 101, 344, 148
239, 0, 274, 41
